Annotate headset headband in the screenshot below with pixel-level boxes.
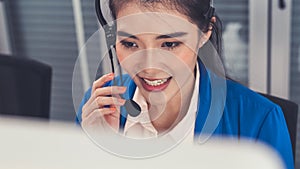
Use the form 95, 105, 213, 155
204, 6, 215, 21
95, 0, 116, 48
95, 0, 215, 53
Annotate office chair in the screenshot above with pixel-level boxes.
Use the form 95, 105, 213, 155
0, 54, 52, 119
259, 93, 298, 161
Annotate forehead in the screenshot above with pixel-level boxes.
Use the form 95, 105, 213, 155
115, 3, 199, 36
116, 1, 186, 19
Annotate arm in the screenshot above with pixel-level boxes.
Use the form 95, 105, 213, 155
257, 106, 294, 169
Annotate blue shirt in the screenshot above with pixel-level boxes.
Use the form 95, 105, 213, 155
77, 60, 293, 169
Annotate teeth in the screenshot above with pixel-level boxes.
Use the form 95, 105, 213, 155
143, 78, 168, 86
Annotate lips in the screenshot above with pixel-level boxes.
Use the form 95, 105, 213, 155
139, 76, 172, 92
143, 78, 168, 86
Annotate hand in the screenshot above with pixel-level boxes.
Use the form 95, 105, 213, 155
81, 73, 126, 133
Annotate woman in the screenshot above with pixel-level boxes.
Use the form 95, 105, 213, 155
77, 0, 293, 168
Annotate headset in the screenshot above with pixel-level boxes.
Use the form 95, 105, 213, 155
94, 0, 215, 118
95, 0, 141, 117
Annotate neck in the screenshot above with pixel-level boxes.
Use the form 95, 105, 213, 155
149, 73, 196, 134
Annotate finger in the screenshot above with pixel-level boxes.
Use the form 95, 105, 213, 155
95, 96, 126, 108
82, 108, 120, 132
92, 73, 114, 93
81, 109, 107, 128
82, 97, 99, 117
106, 105, 121, 119
83, 107, 117, 121
93, 86, 127, 98
82, 97, 125, 118
85, 85, 125, 109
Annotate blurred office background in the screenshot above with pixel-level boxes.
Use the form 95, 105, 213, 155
0, 0, 299, 167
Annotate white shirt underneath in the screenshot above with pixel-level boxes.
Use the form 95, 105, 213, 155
124, 64, 200, 143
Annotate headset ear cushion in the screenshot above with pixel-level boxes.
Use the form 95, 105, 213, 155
203, 6, 215, 21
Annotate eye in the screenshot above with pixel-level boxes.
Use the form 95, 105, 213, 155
120, 40, 138, 49
161, 42, 182, 50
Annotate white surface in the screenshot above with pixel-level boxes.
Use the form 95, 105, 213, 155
72, 0, 91, 91
270, 0, 291, 99
0, 117, 284, 169
0, 2, 11, 54
249, 0, 269, 93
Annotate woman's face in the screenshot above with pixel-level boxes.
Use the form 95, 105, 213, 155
115, 2, 210, 107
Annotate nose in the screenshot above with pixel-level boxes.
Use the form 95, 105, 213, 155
144, 49, 155, 67
142, 68, 162, 76
137, 49, 170, 77
134, 48, 155, 70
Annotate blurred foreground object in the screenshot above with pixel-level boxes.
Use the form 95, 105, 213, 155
0, 116, 284, 169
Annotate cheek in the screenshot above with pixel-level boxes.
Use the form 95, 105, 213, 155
116, 46, 140, 78
116, 46, 125, 63
177, 50, 197, 71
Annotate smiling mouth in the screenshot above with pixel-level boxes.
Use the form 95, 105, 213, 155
143, 78, 168, 86
139, 76, 172, 92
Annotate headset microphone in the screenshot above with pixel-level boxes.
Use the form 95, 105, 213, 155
95, 0, 141, 118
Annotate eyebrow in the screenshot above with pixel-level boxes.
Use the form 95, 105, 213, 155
117, 31, 188, 40
156, 32, 188, 39
117, 31, 138, 39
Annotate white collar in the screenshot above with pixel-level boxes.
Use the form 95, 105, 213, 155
124, 63, 200, 142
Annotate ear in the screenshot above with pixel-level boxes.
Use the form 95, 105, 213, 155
198, 16, 216, 48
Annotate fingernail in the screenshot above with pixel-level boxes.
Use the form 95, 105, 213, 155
118, 98, 126, 105
118, 87, 127, 92
110, 107, 117, 111
107, 73, 114, 79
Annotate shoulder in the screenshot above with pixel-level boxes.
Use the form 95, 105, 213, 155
224, 79, 283, 135
225, 79, 278, 113
224, 81, 294, 169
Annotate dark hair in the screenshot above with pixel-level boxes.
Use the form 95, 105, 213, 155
109, 0, 224, 63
